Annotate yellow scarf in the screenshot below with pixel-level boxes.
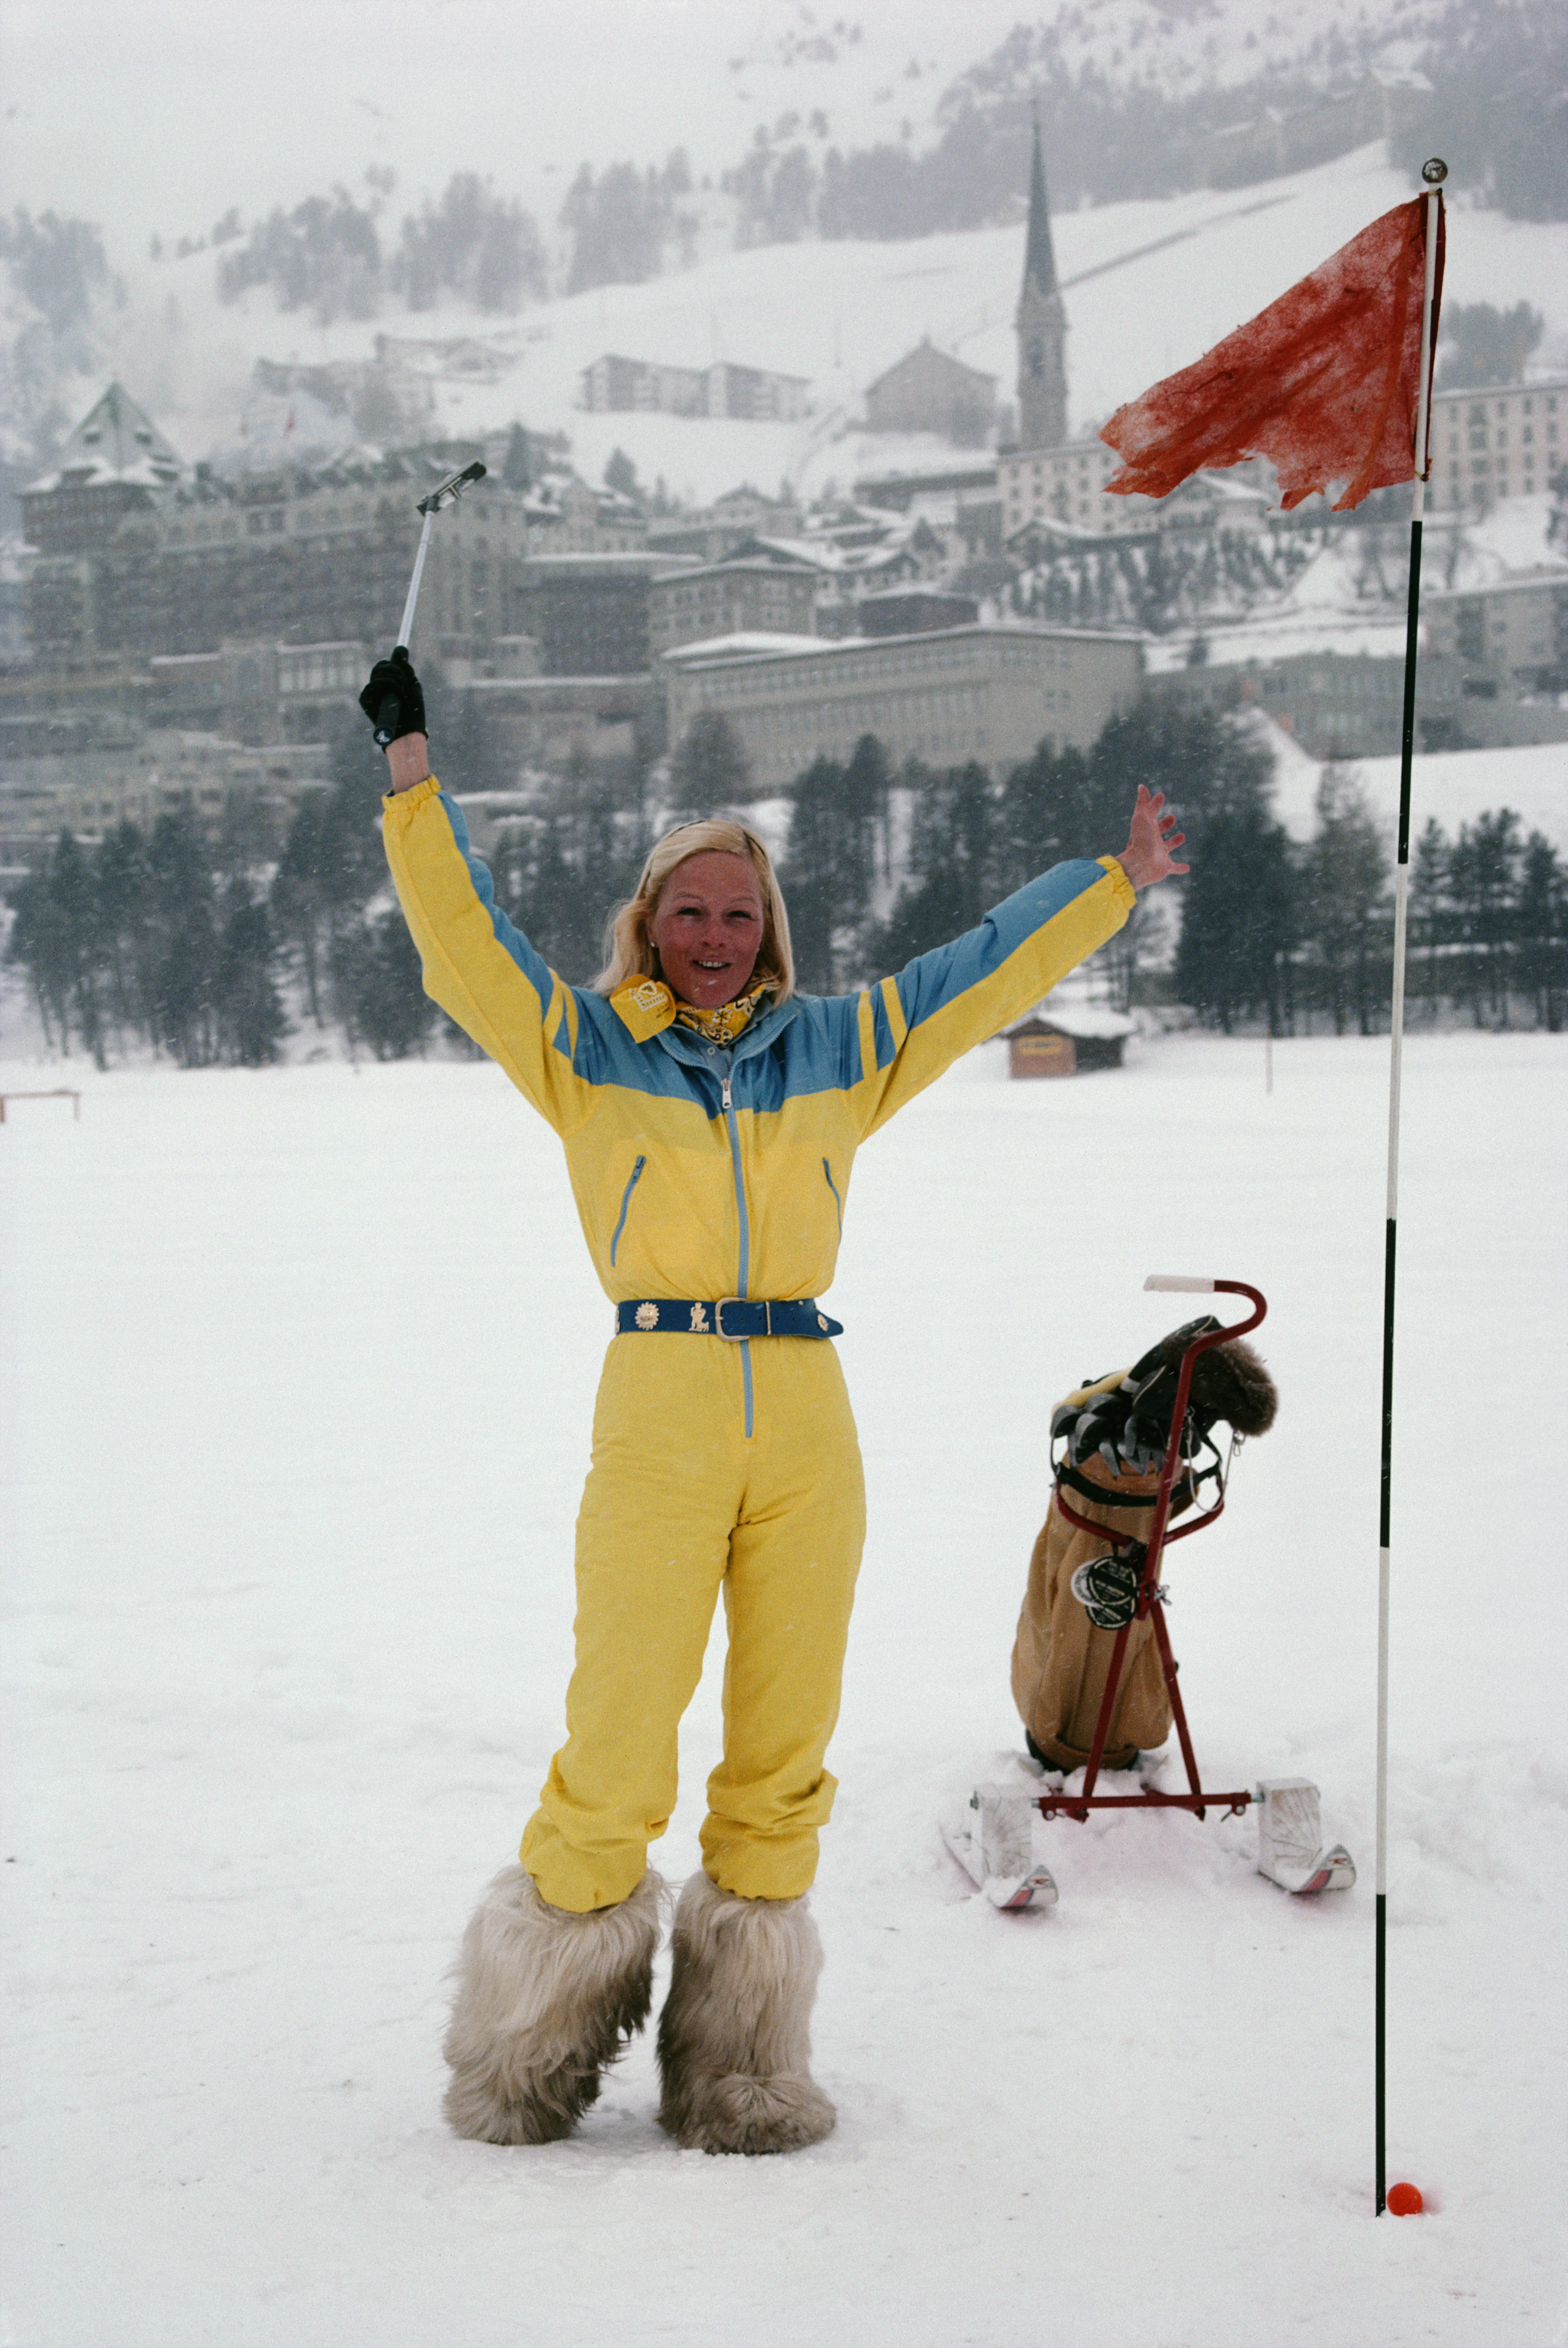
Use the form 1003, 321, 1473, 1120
672, 984, 769, 1046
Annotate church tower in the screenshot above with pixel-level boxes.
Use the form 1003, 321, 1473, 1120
1015, 116, 1068, 452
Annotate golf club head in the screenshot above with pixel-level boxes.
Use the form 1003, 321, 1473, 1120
416, 459, 486, 516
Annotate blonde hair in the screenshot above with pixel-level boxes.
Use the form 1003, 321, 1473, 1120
593, 819, 795, 1001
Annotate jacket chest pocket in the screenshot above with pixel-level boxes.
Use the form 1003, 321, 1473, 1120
610, 1156, 647, 1266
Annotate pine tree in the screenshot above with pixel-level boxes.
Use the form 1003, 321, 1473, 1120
217, 882, 287, 1066
871, 760, 997, 970
1299, 769, 1389, 1035
273, 733, 386, 1027
1408, 817, 1450, 1025
329, 910, 433, 1059
1172, 726, 1295, 1032
781, 755, 849, 993
147, 806, 220, 1066
667, 712, 751, 819
7, 832, 93, 1054
95, 818, 156, 1048
1516, 831, 1567, 1031
1174, 799, 1297, 1032
996, 740, 1092, 892
1449, 808, 1524, 1027
604, 447, 640, 500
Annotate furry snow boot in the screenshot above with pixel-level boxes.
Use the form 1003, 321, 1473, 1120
657, 1870, 836, 2156
442, 1864, 662, 2144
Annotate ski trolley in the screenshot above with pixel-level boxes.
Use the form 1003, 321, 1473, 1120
945, 1274, 1355, 1910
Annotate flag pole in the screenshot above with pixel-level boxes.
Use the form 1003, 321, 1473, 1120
1376, 154, 1446, 2220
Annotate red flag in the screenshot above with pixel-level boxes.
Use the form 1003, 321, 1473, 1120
1100, 196, 1444, 513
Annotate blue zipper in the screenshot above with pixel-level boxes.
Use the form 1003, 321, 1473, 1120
609, 1155, 646, 1266
822, 1157, 842, 1235
719, 1071, 754, 1438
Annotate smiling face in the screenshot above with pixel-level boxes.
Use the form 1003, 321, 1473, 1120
647, 850, 767, 1008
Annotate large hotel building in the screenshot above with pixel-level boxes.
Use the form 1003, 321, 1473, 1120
663, 623, 1144, 793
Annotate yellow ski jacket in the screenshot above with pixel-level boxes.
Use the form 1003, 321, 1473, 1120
383, 777, 1133, 1313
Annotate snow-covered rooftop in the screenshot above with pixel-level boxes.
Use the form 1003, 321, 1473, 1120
26, 381, 186, 496
1005, 1003, 1136, 1040
662, 631, 825, 663
663, 617, 1147, 670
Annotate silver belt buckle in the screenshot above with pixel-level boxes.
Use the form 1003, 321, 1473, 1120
714, 1297, 764, 1339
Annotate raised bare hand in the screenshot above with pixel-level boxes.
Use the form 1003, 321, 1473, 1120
1114, 785, 1189, 890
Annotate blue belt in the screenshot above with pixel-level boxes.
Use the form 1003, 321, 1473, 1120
615, 1298, 842, 1339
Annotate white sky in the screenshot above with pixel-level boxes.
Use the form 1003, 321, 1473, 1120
0, 0, 1009, 260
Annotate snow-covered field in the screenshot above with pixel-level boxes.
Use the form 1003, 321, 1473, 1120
2, 1029, 1564, 2347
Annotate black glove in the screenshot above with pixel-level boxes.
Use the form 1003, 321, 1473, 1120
359, 647, 427, 748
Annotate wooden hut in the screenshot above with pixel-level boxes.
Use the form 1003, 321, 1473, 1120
1003, 1002, 1134, 1078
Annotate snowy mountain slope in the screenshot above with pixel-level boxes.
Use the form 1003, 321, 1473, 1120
66, 143, 1568, 513
0, 0, 1456, 260
2, 1029, 1563, 2345
1248, 726, 1568, 852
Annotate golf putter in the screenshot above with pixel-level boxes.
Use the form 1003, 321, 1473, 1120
374, 459, 487, 743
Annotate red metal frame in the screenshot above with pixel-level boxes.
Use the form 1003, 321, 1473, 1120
1035, 1280, 1265, 1826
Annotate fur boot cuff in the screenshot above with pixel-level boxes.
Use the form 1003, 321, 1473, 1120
442, 1864, 662, 2144
657, 1870, 836, 2156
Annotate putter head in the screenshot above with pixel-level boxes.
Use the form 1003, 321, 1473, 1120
416, 459, 486, 516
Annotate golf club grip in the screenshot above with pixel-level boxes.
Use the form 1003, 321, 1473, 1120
1144, 1275, 1215, 1293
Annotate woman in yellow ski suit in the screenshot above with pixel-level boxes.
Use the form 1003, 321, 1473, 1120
374, 688, 1183, 2153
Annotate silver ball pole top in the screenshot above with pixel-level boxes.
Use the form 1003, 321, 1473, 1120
1421, 157, 1448, 185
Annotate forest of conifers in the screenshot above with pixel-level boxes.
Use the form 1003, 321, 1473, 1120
7, 705, 1564, 1070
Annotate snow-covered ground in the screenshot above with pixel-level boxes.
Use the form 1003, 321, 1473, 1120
2, 1029, 1564, 2346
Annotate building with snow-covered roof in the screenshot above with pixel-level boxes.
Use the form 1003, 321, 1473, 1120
22, 384, 186, 555
580, 355, 810, 423
663, 621, 1143, 792
1427, 381, 1567, 513
1001, 450, 1270, 543
864, 339, 997, 443
1425, 570, 1568, 694
649, 550, 820, 662
20, 399, 627, 671
645, 491, 806, 566
521, 470, 648, 552
1145, 640, 1568, 758
853, 463, 998, 514
1002, 1001, 1134, 1078
0, 722, 331, 867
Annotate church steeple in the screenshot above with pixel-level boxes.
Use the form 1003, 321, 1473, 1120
1016, 113, 1068, 452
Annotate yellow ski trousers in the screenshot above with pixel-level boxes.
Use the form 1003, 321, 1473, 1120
520, 1332, 867, 1912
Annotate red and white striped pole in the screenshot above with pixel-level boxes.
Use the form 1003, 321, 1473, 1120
1376, 155, 1446, 2218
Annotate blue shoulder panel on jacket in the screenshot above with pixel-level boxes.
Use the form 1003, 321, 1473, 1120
561, 987, 864, 1110
438, 794, 565, 1036
764, 994, 865, 1100
565, 991, 699, 1098
893, 859, 1108, 1031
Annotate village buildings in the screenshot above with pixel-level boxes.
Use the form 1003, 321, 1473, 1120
5, 116, 1565, 868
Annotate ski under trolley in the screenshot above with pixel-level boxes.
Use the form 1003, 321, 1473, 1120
944, 1275, 1356, 1910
